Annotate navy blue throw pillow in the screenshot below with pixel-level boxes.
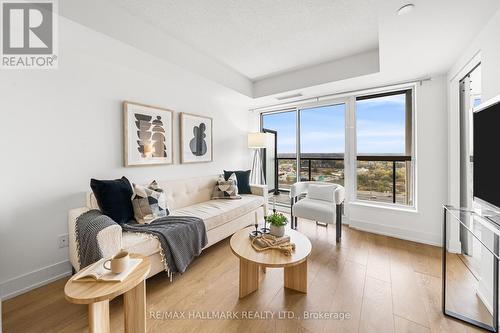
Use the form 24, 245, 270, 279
224, 170, 252, 194
90, 177, 134, 224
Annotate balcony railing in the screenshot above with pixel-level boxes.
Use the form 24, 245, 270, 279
275, 153, 411, 205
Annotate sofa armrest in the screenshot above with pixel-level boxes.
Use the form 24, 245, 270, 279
68, 207, 89, 272
250, 184, 269, 214
290, 182, 309, 199
96, 224, 122, 259
250, 184, 268, 197
68, 207, 122, 272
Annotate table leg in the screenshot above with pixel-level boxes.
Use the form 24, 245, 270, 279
124, 280, 146, 333
284, 260, 307, 293
239, 259, 259, 298
89, 300, 110, 333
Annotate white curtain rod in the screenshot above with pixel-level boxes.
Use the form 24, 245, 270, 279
249, 77, 432, 113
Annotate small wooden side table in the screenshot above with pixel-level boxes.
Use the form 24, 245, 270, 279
230, 227, 312, 298
64, 254, 151, 333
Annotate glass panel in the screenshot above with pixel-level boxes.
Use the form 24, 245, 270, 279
262, 111, 297, 192
356, 94, 406, 155
263, 132, 276, 193
300, 104, 345, 154
311, 159, 345, 186
357, 161, 394, 203
443, 207, 497, 330
300, 159, 309, 182
277, 159, 297, 190
356, 92, 411, 205
299, 103, 345, 185
395, 161, 410, 205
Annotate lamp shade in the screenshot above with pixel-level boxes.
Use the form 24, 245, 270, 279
247, 132, 267, 148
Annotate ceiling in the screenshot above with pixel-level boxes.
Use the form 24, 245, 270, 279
62, 0, 500, 100
108, 0, 379, 80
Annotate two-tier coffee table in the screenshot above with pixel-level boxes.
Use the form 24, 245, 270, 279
64, 254, 150, 333
230, 227, 312, 298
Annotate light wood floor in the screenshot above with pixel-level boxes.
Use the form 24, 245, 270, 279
2, 218, 490, 333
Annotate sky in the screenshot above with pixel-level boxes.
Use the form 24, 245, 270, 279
262, 93, 406, 154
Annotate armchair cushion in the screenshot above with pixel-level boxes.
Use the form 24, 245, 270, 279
307, 184, 336, 202
292, 198, 335, 224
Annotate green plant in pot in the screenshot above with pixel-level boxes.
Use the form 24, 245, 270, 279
266, 213, 288, 237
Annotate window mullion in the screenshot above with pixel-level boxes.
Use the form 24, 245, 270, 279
345, 96, 357, 207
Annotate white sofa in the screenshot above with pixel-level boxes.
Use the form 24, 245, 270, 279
68, 175, 268, 277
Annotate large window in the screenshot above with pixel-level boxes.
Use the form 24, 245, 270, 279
260, 87, 415, 209
356, 90, 413, 205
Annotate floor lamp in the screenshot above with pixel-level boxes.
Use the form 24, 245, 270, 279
248, 132, 266, 185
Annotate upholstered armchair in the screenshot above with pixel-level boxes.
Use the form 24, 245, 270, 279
290, 181, 345, 242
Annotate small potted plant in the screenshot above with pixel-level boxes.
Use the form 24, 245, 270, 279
266, 212, 288, 237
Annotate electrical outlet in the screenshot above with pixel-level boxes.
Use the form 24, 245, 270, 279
58, 234, 69, 248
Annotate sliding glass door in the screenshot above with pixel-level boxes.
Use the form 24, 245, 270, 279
261, 102, 346, 194
261, 110, 298, 191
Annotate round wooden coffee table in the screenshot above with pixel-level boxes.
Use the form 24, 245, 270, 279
64, 254, 150, 333
230, 227, 312, 298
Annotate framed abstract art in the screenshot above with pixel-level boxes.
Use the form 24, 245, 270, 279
124, 101, 173, 166
180, 112, 213, 164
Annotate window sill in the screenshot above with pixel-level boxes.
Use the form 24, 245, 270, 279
349, 200, 418, 213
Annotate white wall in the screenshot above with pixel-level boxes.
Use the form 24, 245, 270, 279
446, 7, 500, 314
449, 8, 500, 102
348, 77, 448, 245
0, 17, 252, 299
448, 8, 500, 212
60, 0, 253, 98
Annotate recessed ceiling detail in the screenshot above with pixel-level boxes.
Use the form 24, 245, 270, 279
108, 0, 380, 80
276, 93, 303, 100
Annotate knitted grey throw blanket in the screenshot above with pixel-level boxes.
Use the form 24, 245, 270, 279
122, 216, 207, 274
75, 209, 117, 269
76, 211, 207, 275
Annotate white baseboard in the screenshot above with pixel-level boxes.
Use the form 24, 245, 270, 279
447, 239, 462, 254
349, 218, 441, 246
0, 260, 72, 300
476, 278, 493, 315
